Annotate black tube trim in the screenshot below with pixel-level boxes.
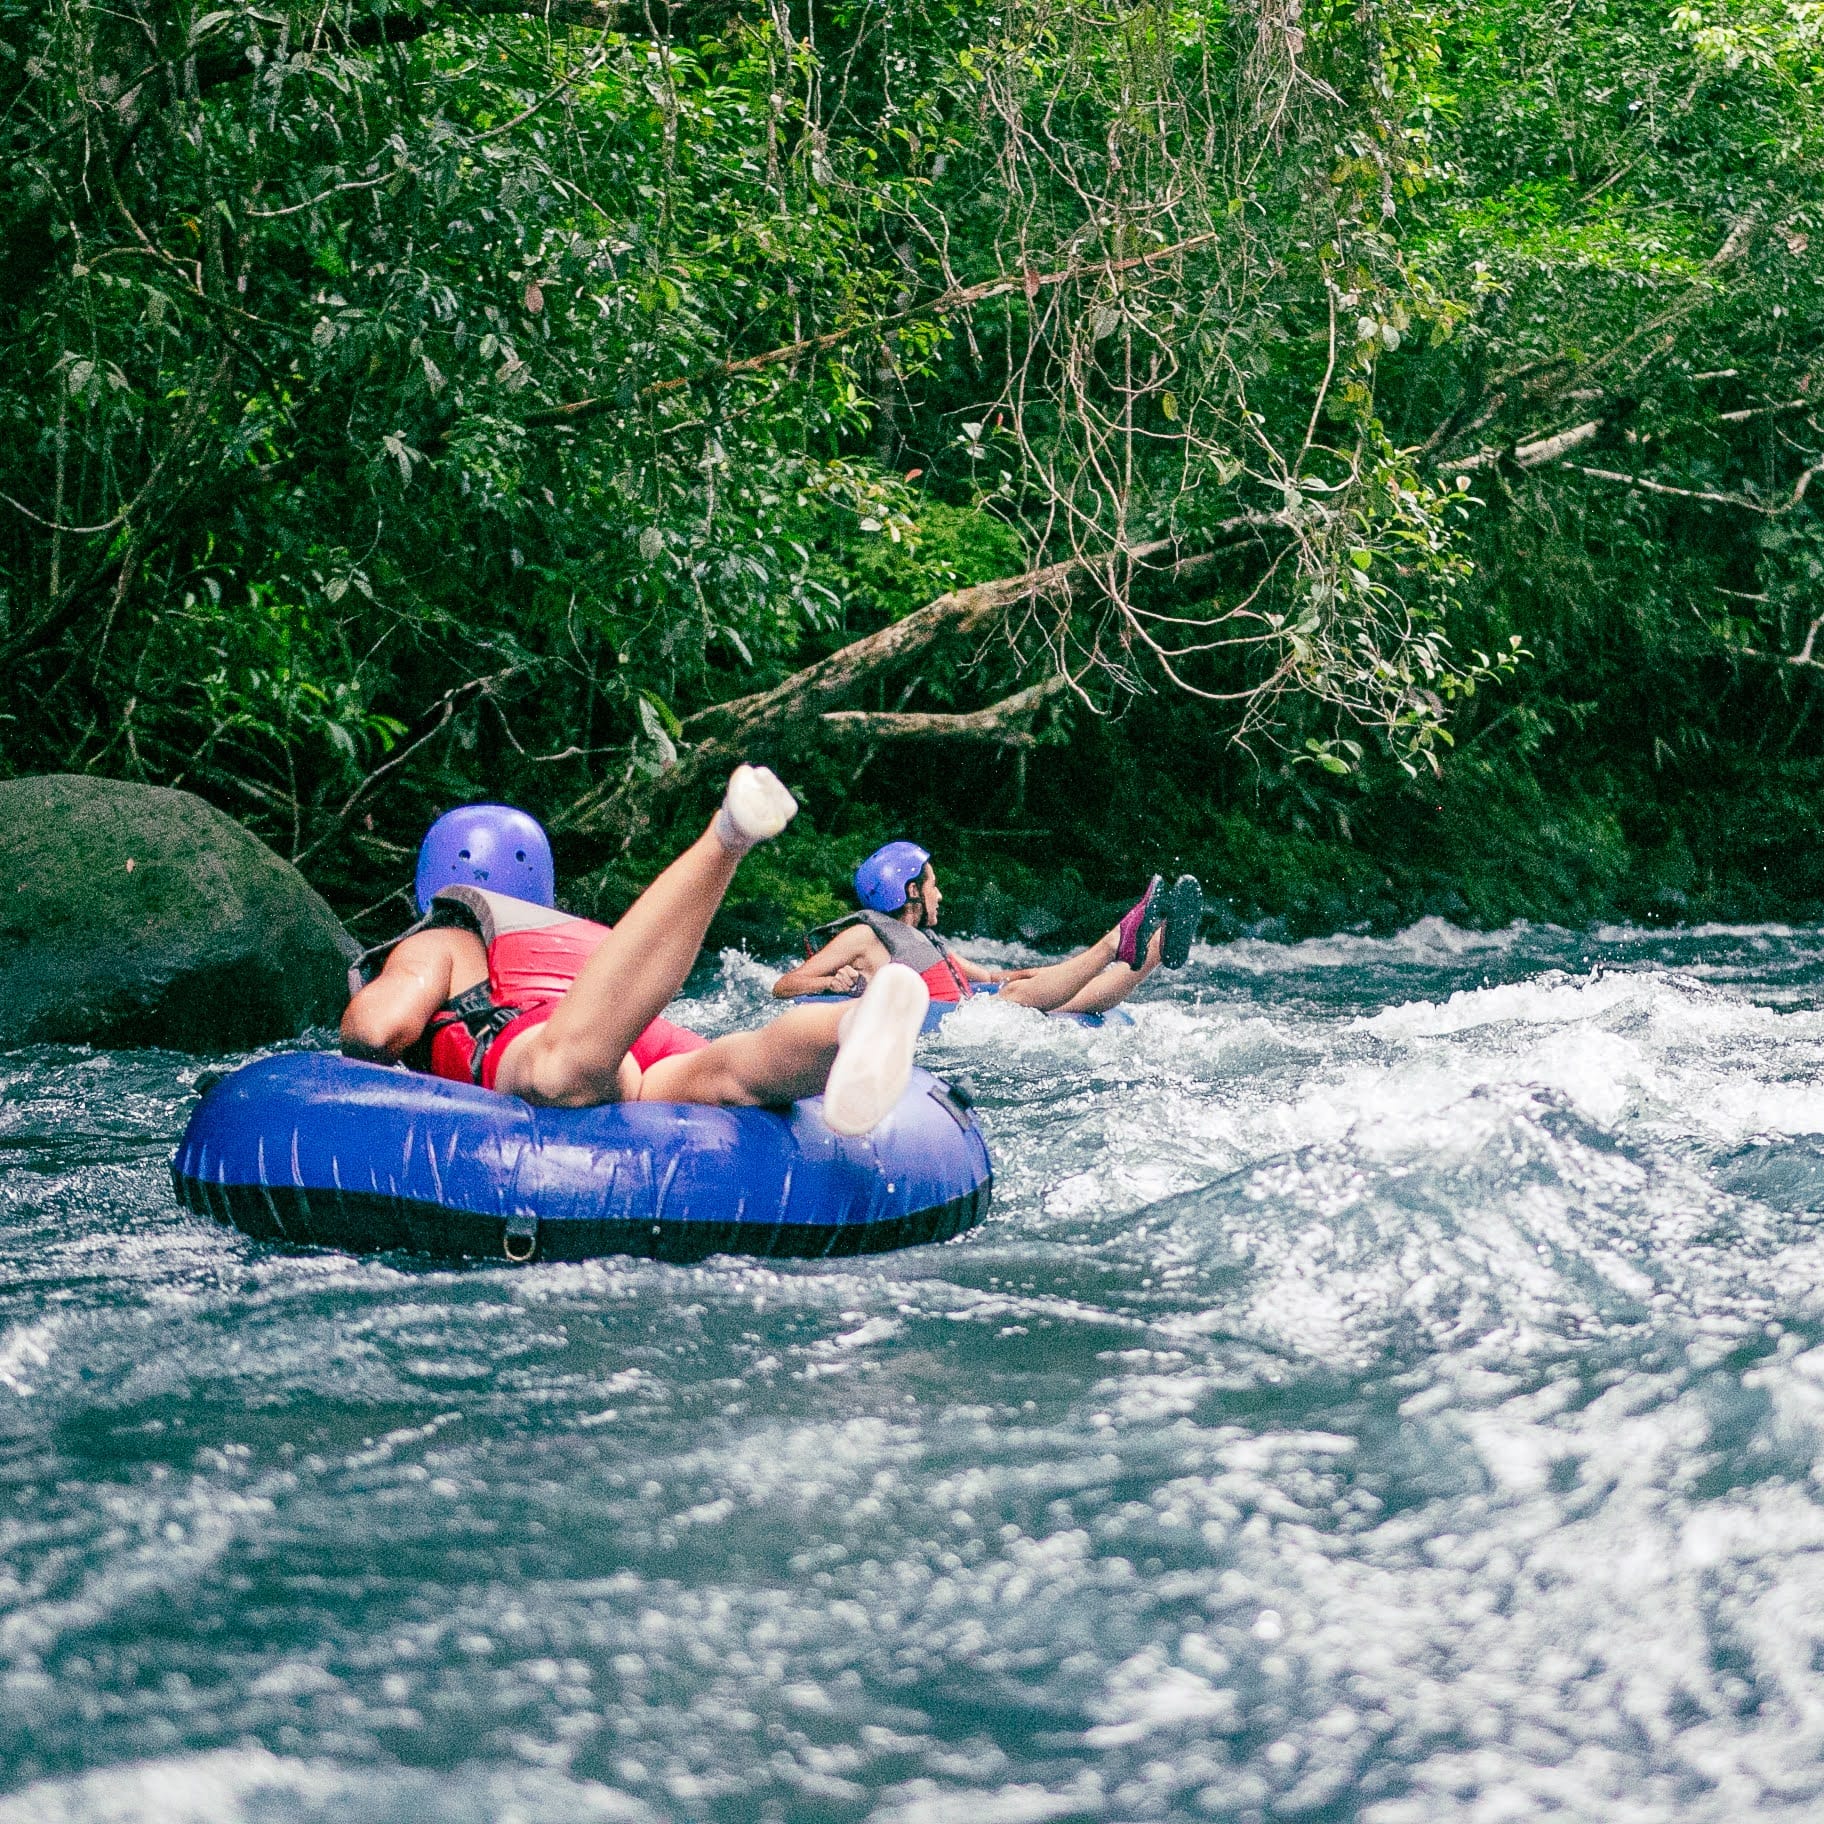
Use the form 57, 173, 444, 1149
173, 1170, 992, 1264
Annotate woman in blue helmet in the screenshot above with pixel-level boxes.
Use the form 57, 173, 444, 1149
340, 767, 930, 1136
772, 841, 1202, 1016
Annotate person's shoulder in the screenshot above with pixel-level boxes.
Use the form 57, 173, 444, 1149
815, 920, 879, 955
388, 924, 482, 969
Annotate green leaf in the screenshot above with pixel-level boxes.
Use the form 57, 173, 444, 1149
636, 695, 678, 769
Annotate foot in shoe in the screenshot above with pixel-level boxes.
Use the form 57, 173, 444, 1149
714, 764, 798, 855
1160, 873, 1204, 968
1115, 875, 1164, 968
823, 963, 929, 1136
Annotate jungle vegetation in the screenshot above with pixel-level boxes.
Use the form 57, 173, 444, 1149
2, 0, 1822, 943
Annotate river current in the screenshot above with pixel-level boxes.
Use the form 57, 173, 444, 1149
6, 918, 1824, 1821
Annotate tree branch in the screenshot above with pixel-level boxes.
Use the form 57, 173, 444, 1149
819, 675, 1070, 746
1566, 461, 1824, 515
1426, 212, 1766, 468
556, 536, 1230, 843
1451, 418, 1606, 473
1719, 399, 1811, 424
293, 667, 521, 867
1512, 419, 1605, 468
1734, 615, 1824, 671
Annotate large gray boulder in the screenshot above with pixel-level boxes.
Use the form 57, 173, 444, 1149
0, 775, 357, 1050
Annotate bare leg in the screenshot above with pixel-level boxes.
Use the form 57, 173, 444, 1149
500, 767, 795, 1106
1052, 927, 1163, 1015
997, 931, 1123, 1011
639, 965, 929, 1134
637, 1003, 848, 1107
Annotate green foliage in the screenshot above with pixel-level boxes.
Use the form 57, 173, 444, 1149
3, 0, 1823, 936
0, 0, 977, 895
814, 500, 1025, 629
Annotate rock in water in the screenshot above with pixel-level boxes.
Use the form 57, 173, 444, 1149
0, 775, 356, 1050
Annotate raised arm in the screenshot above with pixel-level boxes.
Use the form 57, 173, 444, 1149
772, 924, 884, 999
340, 931, 457, 1060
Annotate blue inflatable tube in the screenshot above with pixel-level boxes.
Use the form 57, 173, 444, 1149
172, 1053, 992, 1264
799, 981, 1132, 1032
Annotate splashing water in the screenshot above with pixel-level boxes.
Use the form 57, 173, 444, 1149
6, 920, 1824, 1822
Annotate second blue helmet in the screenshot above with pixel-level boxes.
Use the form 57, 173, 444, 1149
854, 840, 931, 913
415, 804, 556, 913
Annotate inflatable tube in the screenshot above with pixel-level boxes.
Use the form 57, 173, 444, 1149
172, 1052, 991, 1264
799, 981, 1133, 1032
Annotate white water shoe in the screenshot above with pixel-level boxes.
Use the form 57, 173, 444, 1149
822, 963, 929, 1136
714, 764, 798, 855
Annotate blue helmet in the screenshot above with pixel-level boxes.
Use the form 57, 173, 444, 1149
854, 840, 931, 913
415, 803, 556, 913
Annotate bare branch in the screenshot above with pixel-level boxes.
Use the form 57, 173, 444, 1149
1567, 461, 1824, 515
1513, 420, 1605, 468
293, 668, 521, 867
820, 676, 1070, 746
244, 175, 391, 220
0, 490, 129, 536
557, 537, 1246, 842
1709, 208, 1764, 270
1429, 213, 1767, 466
1719, 400, 1810, 423
1734, 616, 1824, 671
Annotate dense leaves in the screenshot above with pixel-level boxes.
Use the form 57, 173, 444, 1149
1, 0, 1821, 933
1, 0, 937, 900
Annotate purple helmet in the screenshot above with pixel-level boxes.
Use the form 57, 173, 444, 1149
854, 840, 931, 913
415, 803, 555, 913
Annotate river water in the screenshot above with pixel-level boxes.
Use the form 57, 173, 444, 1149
6, 919, 1824, 1822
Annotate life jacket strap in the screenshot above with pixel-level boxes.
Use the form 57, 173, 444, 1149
422, 980, 527, 1085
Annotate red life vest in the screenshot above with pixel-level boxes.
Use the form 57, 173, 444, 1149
353, 886, 705, 1088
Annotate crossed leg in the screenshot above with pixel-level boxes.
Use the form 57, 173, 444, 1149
1050, 927, 1164, 1016
996, 924, 1166, 1013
